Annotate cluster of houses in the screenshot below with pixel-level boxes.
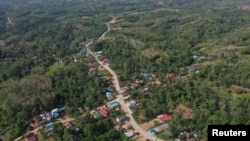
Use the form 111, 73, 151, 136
113, 114, 136, 138
149, 124, 169, 133
104, 77, 115, 100
32, 106, 66, 126
90, 99, 137, 139
149, 114, 173, 133
120, 79, 143, 96
91, 106, 109, 119
91, 100, 121, 119
93, 50, 111, 65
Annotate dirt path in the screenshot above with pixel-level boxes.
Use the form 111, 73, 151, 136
87, 17, 165, 141
7, 17, 14, 26
14, 117, 75, 141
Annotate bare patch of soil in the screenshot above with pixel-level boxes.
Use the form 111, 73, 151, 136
173, 104, 194, 119
139, 118, 161, 131
239, 5, 250, 11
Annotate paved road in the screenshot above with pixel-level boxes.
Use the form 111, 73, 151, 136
86, 18, 164, 141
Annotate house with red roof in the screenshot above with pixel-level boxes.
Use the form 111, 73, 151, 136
25, 133, 38, 141
100, 108, 109, 117
102, 58, 110, 65
89, 67, 97, 71
157, 114, 173, 122
166, 72, 176, 78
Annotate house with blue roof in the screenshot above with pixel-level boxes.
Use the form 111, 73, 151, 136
51, 106, 65, 118
46, 123, 54, 131
129, 100, 136, 109
106, 91, 114, 100
188, 66, 196, 73
149, 127, 156, 133
140, 71, 153, 78
51, 109, 59, 118
80, 48, 87, 55
108, 101, 120, 109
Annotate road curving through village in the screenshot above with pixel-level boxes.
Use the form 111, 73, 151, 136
86, 17, 165, 141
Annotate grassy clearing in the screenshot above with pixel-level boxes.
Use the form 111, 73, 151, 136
140, 48, 168, 59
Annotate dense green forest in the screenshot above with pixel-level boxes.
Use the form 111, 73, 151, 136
0, 0, 250, 141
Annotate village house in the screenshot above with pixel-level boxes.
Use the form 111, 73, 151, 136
107, 84, 114, 92
107, 101, 120, 109
121, 86, 130, 96
46, 123, 54, 132
115, 123, 124, 131
166, 72, 176, 78
100, 107, 109, 117
116, 115, 129, 124
155, 124, 169, 132
78, 106, 84, 113
121, 86, 129, 94
25, 133, 38, 141
188, 66, 196, 73
178, 132, 193, 140
124, 132, 135, 138
40, 112, 52, 122
80, 48, 87, 55
51, 106, 65, 118
149, 123, 169, 133
140, 71, 153, 78
128, 100, 136, 109
102, 58, 111, 65
88, 67, 97, 74
106, 91, 114, 100
94, 111, 102, 119
142, 87, 149, 93
157, 114, 173, 123
32, 115, 43, 125
94, 51, 102, 57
